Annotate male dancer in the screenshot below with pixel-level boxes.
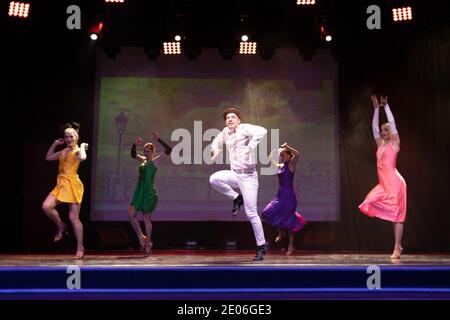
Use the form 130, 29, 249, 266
209, 108, 267, 261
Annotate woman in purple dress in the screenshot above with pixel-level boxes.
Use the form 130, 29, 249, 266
262, 143, 307, 255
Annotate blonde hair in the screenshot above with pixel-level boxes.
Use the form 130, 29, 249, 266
381, 122, 390, 130
64, 127, 79, 142
280, 148, 293, 158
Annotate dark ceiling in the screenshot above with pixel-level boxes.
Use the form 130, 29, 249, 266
4, 0, 450, 61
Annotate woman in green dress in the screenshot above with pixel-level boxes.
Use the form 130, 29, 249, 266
128, 131, 172, 256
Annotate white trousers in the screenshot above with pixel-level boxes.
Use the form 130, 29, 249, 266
209, 170, 266, 246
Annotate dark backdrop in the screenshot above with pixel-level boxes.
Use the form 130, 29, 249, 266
3, 0, 450, 252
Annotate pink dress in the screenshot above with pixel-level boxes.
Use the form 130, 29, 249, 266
359, 143, 407, 222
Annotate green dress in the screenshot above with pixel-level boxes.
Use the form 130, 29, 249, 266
131, 160, 158, 213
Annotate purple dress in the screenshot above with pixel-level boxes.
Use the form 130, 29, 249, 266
262, 162, 307, 232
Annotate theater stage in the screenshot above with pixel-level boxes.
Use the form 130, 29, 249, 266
1, 250, 449, 299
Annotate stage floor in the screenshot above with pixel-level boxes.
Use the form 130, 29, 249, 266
1, 250, 450, 267
1, 251, 450, 299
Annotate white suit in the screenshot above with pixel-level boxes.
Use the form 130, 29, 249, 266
209, 123, 267, 246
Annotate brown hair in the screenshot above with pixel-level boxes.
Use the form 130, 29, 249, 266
222, 108, 242, 120
144, 143, 155, 152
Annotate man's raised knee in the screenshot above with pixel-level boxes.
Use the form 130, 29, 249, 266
209, 173, 219, 185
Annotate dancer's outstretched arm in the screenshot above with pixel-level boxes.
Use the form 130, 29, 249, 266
371, 95, 382, 147
131, 137, 146, 162
211, 131, 225, 161
45, 139, 65, 161
281, 143, 300, 172
152, 131, 172, 167
77, 143, 88, 161
246, 124, 267, 150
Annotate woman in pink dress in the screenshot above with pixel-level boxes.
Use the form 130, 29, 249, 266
359, 95, 407, 259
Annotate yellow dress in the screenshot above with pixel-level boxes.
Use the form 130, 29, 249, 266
49, 148, 84, 203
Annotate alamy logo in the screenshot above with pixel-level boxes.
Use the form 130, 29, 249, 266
366, 265, 381, 289
169, 121, 280, 175
367, 5, 381, 30
66, 265, 81, 289
66, 5, 81, 30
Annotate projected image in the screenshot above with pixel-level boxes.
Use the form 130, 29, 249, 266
92, 48, 338, 221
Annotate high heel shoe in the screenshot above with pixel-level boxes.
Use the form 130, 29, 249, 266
275, 235, 282, 243
143, 240, 153, 257
275, 230, 285, 243
390, 249, 401, 259
139, 235, 148, 250
75, 248, 84, 260
53, 223, 68, 242
285, 247, 296, 256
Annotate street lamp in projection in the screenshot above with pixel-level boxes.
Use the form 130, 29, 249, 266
114, 111, 129, 175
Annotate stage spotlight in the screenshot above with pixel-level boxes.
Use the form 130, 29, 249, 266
392, 7, 413, 22
296, 0, 316, 5
239, 41, 257, 55
8, 1, 30, 18
163, 42, 182, 55
168, 14, 189, 45
234, 14, 257, 52
319, 17, 333, 43
89, 22, 104, 41
105, 0, 125, 3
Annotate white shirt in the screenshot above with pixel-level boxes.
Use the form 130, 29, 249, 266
211, 123, 267, 170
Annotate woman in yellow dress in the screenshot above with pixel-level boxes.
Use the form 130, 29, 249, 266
42, 122, 88, 259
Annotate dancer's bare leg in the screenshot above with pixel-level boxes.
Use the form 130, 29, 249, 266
391, 222, 404, 259
68, 203, 84, 259
285, 231, 296, 255
128, 205, 147, 248
143, 213, 153, 256
42, 195, 66, 241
